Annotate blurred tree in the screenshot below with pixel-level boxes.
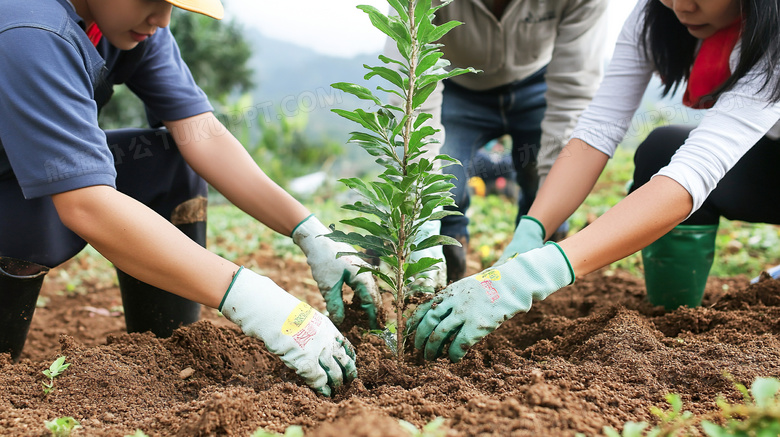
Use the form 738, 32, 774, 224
99, 8, 254, 129
248, 110, 344, 188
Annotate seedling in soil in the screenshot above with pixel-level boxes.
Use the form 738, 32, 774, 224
251, 425, 304, 437
44, 416, 80, 437
604, 376, 780, 437
125, 431, 150, 437
399, 417, 451, 436
701, 376, 780, 436
328, 0, 477, 361
42, 356, 71, 395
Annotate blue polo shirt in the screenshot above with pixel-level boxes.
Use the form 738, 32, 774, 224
0, 0, 213, 199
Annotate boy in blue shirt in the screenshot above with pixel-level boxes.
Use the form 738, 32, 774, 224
0, 0, 378, 397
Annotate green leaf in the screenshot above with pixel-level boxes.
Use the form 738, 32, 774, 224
377, 85, 406, 101
701, 421, 729, 437
341, 217, 393, 240
414, 51, 444, 76
386, 0, 409, 21
391, 114, 408, 141
375, 270, 398, 291
413, 113, 434, 130
431, 0, 454, 14
422, 180, 455, 197
416, 14, 435, 47
621, 422, 649, 437
665, 393, 683, 414
357, 5, 403, 43
428, 209, 461, 221
410, 126, 436, 150
423, 172, 456, 185
414, 0, 432, 30
751, 377, 780, 408
342, 201, 390, 222
332, 109, 382, 133
45, 417, 80, 436
398, 420, 419, 435
331, 82, 382, 105
417, 67, 479, 89
328, 230, 389, 255
364, 65, 406, 90
283, 426, 305, 437
390, 191, 407, 210
424, 20, 462, 44
339, 177, 381, 206
412, 82, 438, 110
414, 234, 461, 251
380, 255, 399, 270
433, 154, 460, 165
404, 257, 442, 279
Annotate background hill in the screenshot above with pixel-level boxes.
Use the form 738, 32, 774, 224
245, 29, 380, 142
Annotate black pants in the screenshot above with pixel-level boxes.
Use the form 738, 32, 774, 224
0, 128, 207, 267
631, 125, 780, 226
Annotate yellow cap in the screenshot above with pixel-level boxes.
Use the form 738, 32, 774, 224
166, 0, 225, 20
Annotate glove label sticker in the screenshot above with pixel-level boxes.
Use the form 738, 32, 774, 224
475, 270, 501, 303
282, 302, 322, 349
475, 270, 501, 282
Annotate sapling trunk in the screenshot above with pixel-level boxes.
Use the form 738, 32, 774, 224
395, 0, 419, 361
328, 0, 478, 363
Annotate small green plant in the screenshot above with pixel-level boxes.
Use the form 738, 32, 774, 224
125, 430, 150, 437
44, 417, 80, 437
328, 0, 476, 360
251, 425, 304, 437
603, 393, 697, 437
604, 377, 780, 437
399, 417, 451, 436
42, 356, 71, 395
701, 377, 780, 436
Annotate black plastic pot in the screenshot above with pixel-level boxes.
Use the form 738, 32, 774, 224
118, 222, 205, 337
0, 257, 49, 362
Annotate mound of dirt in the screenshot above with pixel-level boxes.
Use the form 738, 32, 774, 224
2, 253, 779, 436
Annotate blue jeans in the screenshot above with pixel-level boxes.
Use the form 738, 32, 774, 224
440, 68, 560, 241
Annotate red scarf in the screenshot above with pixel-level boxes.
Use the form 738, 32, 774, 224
683, 19, 742, 109
86, 22, 103, 47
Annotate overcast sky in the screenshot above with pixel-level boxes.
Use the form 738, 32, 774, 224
224, 0, 640, 59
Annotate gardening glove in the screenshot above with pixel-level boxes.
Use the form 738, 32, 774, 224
220, 267, 357, 397
408, 242, 574, 362
494, 215, 546, 266
292, 214, 382, 329
408, 219, 447, 294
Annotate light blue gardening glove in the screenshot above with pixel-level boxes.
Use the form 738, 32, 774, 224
408, 219, 447, 294
220, 267, 357, 396
494, 215, 546, 266
408, 242, 574, 362
292, 214, 382, 329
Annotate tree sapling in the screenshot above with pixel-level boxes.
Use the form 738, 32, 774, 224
328, 0, 477, 360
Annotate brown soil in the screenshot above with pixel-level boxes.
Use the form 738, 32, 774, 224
2, 244, 780, 436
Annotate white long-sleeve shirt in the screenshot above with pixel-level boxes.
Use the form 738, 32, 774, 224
572, 0, 780, 217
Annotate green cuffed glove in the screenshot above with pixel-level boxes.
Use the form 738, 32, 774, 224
220, 267, 357, 397
292, 214, 381, 329
494, 215, 546, 266
408, 219, 447, 294
409, 242, 574, 362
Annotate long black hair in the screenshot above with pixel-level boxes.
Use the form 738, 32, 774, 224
641, 0, 780, 103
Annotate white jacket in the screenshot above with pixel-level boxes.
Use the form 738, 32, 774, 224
572, 0, 780, 217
